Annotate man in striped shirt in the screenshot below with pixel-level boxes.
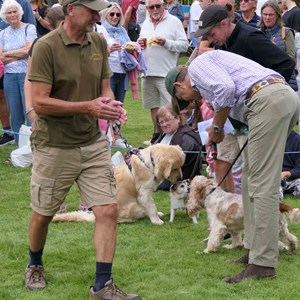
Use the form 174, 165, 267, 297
165, 50, 300, 283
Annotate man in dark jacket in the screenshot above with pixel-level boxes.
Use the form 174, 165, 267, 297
195, 5, 294, 82
281, 130, 300, 198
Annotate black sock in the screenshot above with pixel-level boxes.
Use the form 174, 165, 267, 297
94, 262, 112, 292
28, 248, 44, 266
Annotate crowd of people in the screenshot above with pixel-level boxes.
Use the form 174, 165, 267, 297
1, 0, 300, 298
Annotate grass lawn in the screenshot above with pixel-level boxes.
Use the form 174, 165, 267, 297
1, 57, 300, 299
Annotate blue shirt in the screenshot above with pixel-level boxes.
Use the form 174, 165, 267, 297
239, 11, 260, 28
0, 0, 36, 31
165, 1, 184, 22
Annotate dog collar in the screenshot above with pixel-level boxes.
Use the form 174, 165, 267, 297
124, 148, 155, 173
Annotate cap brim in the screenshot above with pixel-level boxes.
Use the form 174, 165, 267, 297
82, 0, 111, 11
194, 24, 214, 38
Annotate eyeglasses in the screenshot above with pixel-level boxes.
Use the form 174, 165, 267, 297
225, 3, 232, 11
148, 4, 162, 10
240, 0, 253, 3
157, 117, 176, 126
262, 13, 276, 18
109, 12, 121, 17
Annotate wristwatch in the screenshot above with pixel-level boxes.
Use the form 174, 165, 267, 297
212, 124, 223, 133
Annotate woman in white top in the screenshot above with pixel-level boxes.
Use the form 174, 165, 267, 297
101, 3, 131, 104
0, 0, 37, 145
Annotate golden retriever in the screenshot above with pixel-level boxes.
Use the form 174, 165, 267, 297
52, 144, 185, 225
186, 176, 300, 254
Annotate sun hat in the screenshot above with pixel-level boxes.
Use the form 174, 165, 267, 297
61, 0, 111, 11
165, 67, 190, 111
194, 5, 229, 38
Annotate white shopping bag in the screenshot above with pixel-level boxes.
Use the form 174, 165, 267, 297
11, 125, 32, 168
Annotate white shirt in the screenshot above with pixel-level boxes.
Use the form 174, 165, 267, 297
189, 0, 202, 34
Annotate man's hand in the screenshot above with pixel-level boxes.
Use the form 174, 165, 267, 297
153, 36, 166, 46
88, 98, 127, 125
206, 125, 225, 144
281, 171, 291, 179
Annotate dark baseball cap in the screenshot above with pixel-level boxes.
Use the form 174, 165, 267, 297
165, 67, 190, 111
61, 0, 111, 11
195, 5, 229, 38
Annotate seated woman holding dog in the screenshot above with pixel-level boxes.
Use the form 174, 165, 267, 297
153, 104, 202, 191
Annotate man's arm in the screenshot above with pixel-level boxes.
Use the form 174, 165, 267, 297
124, 5, 134, 31
206, 107, 230, 144
31, 81, 124, 122
162, 18, 189, 53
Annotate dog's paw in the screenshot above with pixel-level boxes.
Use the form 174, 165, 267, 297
223, 244, 234, 249
157, 212, 164, 217
152, 219, 164, 225
203, 248, 212, 254
192, 218, 198, 224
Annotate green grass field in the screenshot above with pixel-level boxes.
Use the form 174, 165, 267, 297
1, 59, 300, 299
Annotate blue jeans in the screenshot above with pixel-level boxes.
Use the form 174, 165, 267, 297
110, 73, 126, 103
4, 73, 30, 145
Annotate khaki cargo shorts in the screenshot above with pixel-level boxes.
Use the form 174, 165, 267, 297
30, 135, 116, 216
217, 134, 248, 164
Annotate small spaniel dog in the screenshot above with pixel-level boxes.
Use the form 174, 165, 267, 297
187, 175, 299, 254
169, 180, 198, 224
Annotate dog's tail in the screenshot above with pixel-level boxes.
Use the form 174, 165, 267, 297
279, 202, 300, 222
52, 211, 95, 223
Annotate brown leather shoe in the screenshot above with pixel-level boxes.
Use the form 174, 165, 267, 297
223, 264, 276, 284
225, 250, 249, 265
25, 265, 46, 291
90, 279, 142, 300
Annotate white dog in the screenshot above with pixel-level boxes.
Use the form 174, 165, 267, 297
169, 180, 198, 224
187, 175, 300, 254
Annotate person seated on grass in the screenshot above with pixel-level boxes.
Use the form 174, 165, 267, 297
280, 130, 300, 199
153, 103, 202, 191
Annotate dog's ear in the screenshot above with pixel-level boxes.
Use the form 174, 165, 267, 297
156, 160, 173, 180
170, 183, 177, 190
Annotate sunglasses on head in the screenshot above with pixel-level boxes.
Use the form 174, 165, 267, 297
148, 4, 162, 10
109, 12, 121, 17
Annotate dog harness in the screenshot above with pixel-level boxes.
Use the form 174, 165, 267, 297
124, 148, 156, 174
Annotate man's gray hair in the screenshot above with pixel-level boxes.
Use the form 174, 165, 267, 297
145, 0, 164, 7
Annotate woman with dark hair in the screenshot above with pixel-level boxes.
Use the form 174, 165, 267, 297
29, 0, 51, 36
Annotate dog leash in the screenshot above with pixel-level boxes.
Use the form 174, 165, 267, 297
207, 139, 248, 196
